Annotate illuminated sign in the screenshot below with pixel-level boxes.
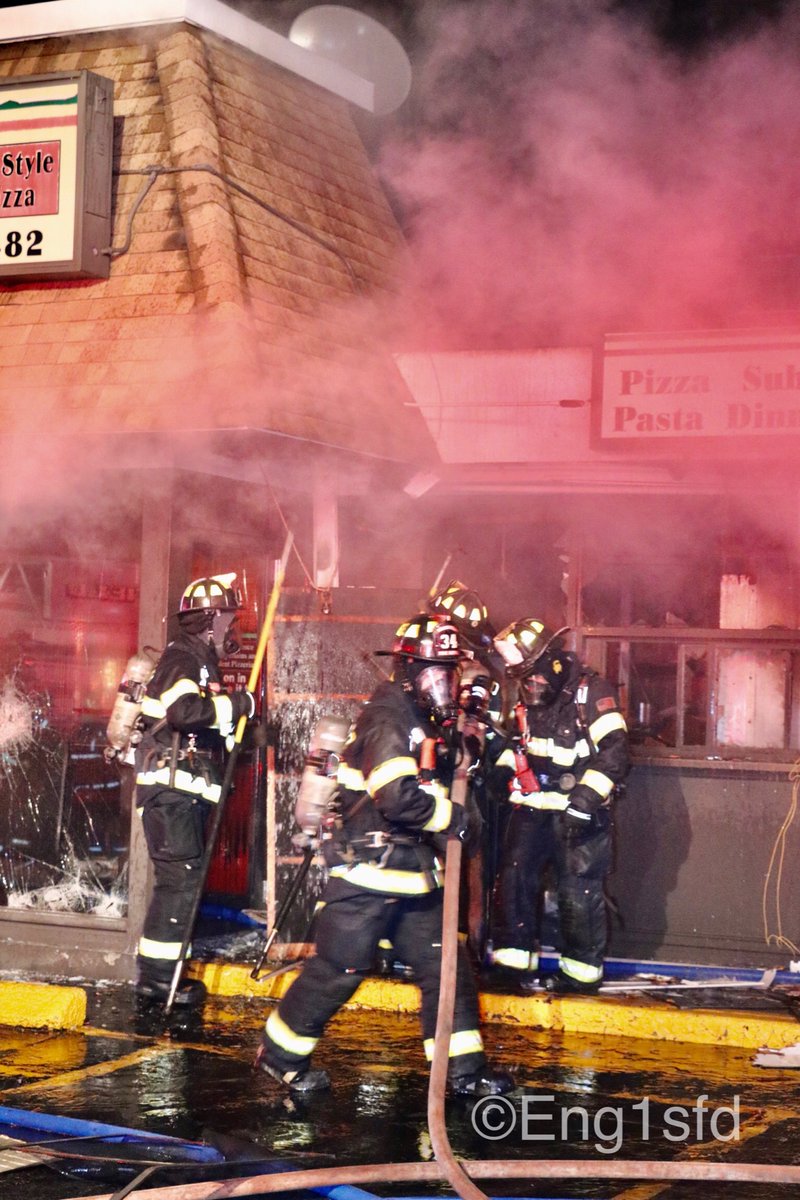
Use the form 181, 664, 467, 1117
600, 329, 800, 441
0, 71, 112, 281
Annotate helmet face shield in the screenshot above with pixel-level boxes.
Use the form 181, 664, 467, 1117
412, 664, 459, 724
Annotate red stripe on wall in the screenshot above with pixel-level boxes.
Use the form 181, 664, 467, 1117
0, 115, 78, 132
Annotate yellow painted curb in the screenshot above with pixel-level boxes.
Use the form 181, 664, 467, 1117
0, 981, 87, 1030
189, 960, 800, 1052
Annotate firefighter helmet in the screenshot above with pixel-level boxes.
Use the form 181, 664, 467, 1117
377, 614, 463, 663
178, 573, 242, 613
494, 617, 571, 707
177, 573, 243, 655
377, 614, 462, 724
493, 618, 569, 677
428, 579, 495, 649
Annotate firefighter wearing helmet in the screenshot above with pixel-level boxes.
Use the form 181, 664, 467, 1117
255, 615, 513, 1097
489, 617, 630, 993
427, 579, 508, 959
133, 573, 255, 1008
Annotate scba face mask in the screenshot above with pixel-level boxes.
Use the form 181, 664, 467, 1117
413, 664, 459, 725
520, 650, 565, 707
210, 610, 240, 657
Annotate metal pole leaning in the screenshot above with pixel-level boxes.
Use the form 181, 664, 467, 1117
163, 531, 294, 1016
250, 843, 314, 980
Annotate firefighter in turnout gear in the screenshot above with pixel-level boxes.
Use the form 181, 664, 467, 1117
133, 573, 255, 1007
489, 619, 629, 994
427, 579, 507, 961
255, 615, 514, 1097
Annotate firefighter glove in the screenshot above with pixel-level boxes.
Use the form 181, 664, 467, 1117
231, 689, 257, 722
561, 788, 596, 830
446, 794, 484, 856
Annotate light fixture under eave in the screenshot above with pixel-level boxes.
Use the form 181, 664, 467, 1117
289, 5, 412, 115
404, 471, 439, 499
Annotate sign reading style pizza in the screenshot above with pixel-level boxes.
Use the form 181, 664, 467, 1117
0, 71, 113, 280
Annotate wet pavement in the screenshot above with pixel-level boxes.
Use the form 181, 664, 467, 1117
3, 972, 800, 1200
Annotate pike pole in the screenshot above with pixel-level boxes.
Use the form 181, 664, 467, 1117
163, 531, 294, 1016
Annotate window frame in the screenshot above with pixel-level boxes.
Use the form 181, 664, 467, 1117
577, 626, 800, 763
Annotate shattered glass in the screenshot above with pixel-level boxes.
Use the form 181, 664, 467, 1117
0, 675, 128, 917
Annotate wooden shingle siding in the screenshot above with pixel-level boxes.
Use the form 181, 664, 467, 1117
0, 19, 431, 463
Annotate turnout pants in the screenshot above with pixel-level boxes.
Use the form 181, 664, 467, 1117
492, 805, 612, 980
136, 787, 207, 982
263, 877, 485, 1079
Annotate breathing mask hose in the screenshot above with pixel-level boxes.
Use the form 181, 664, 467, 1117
163, 531, 294, 1017
427, 714, 490, 1200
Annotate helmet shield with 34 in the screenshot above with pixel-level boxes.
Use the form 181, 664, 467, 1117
377, 614, 463, 724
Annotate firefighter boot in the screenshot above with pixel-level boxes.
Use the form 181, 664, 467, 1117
540, 969, 601, 995
450, 1063, 515, 1097
254, 1042, 331, 1094
134, 963, 207, 1009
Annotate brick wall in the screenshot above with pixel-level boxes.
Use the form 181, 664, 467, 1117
0, 22, 428, 462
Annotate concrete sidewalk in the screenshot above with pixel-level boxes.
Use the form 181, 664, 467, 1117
3, 962, 799, 1055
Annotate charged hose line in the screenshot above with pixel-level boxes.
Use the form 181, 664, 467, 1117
104, 165, 362, 292
62, 1157, 800, 1200
427, 718, 490, 1200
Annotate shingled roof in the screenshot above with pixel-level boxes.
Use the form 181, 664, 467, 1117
0, 16, 432, 464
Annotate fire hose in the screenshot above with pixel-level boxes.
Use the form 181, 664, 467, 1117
63, 1149, 800, 1199
73, 697, 800, 1196
427, 714, 490, 1200
163, 531, 294, 1016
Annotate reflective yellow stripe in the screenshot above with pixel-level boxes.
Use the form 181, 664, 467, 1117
559, 955, 602, 983
509, 791, 568, 811
589, 710, 627, 742
526, 736, 550, 756
138, 936, 190, 961
490, 947, 532, 971
580, 768, 615, 799
496, 748, 515, 769
337, 764, 365, 790
141, 696, 166, 719
266, 1010, 319, 1057
366, 756, 417, 797
330, 862, 443, 894
136, 766, 221, 803
212, 692, 234, 730
161, 678, 200, 709
423, 1029, 484, 1061
378, 938, 393, 951
422, 791, 452, 833
551, 743, 580, 766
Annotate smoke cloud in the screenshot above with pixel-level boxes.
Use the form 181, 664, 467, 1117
380, 0, 800, 349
